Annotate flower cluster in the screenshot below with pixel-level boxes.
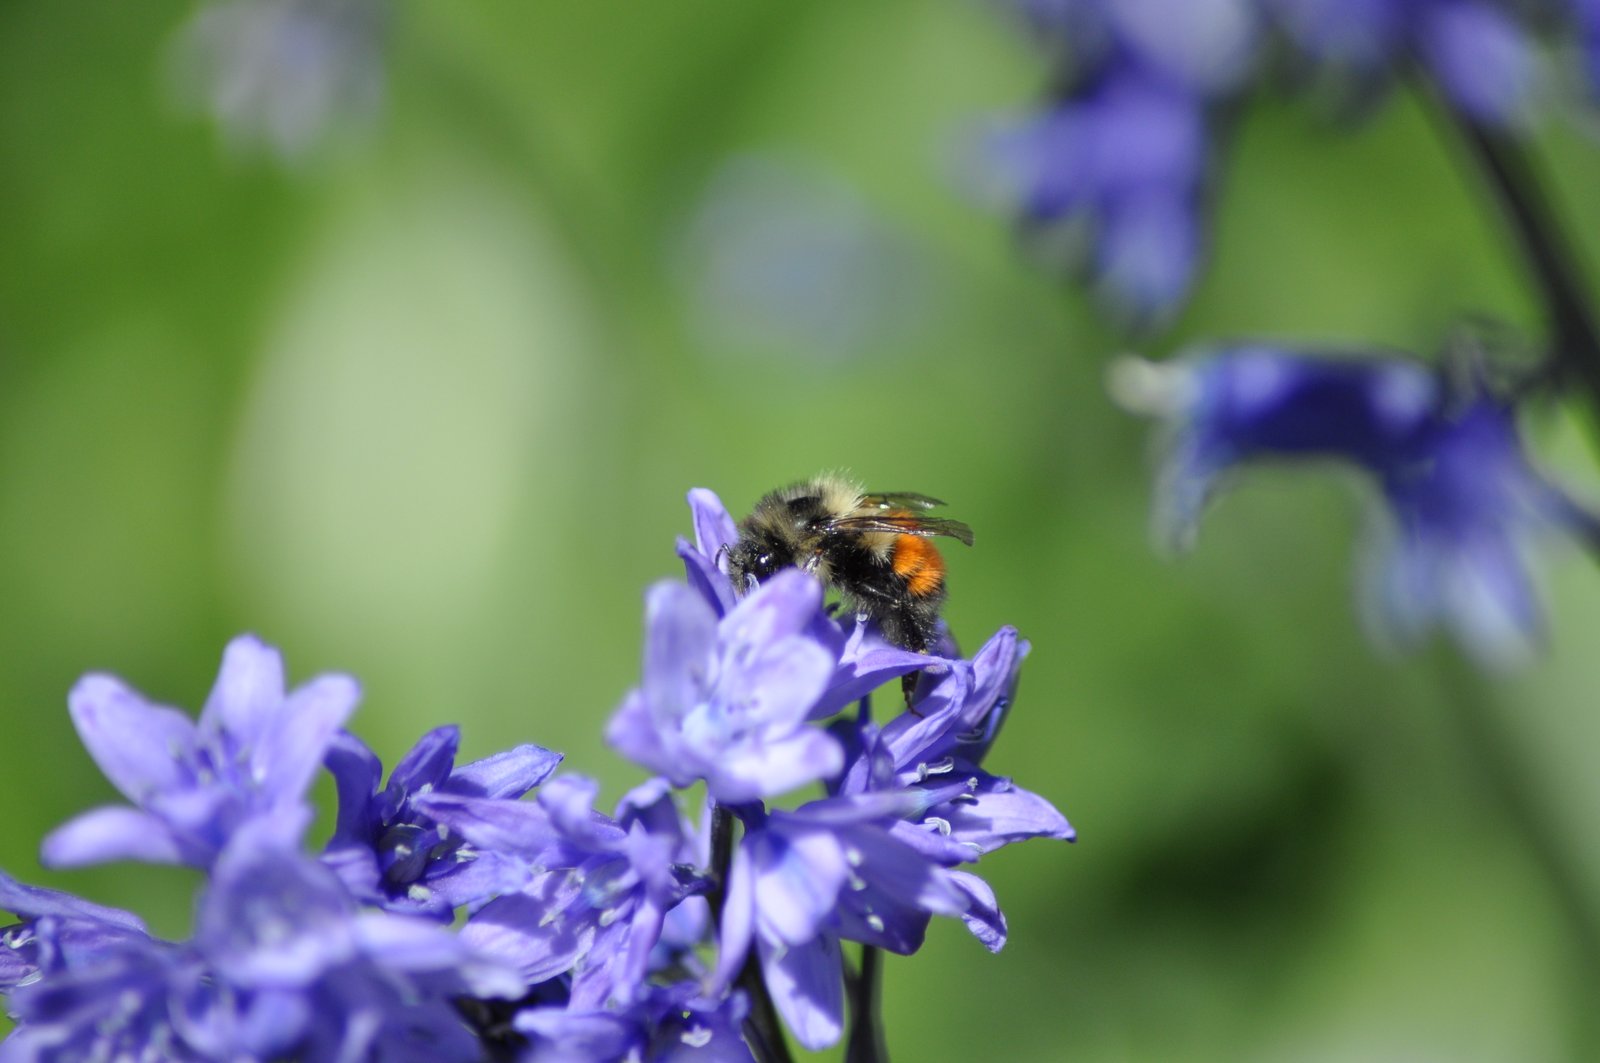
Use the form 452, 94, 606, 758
605, 489, 1075, 1050
982, 0, 1590, 319
1113, 345, 1600, 664
1, 491, 1073, 1060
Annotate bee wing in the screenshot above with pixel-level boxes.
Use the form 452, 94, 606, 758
826, 514, 974, 546
860, 492, 947, 510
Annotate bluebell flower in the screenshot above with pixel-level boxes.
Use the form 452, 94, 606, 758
1268, 0, 1541, 124
191, 826, 522, 1062
321, 724, 562, 919
984, 67, 1209, 321
453, 776, 709, 1009
41, 634, 360, 870
834, 626, 1075, 952
1115, 347, 1600, 664
514, 981, 754, 1063
710, 790, 982, 1050
3, 826, 522, 1062
606, 571, 847, 803
0, 871, 152, 996
983, 0, 1564, 318
172, 0, 389, 159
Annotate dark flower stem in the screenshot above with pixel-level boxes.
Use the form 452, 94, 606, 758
844, 944, 888, 1063
707, 803, 794, 1063
1427, 87, 1600, 415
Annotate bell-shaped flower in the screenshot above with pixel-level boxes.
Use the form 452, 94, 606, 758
42, 634, 360, 870
1117, 347, 1600, 665
607, 571, 845, 803
320, 724, 562, 919
455, 776, 709, 1009
711, 792, 974, 1050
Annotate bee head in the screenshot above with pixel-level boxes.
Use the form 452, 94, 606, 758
726, 534, 792, 595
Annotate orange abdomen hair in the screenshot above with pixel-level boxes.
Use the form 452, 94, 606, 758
891, 534, 945, 598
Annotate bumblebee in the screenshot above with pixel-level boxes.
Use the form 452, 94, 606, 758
726, 475, 973, 661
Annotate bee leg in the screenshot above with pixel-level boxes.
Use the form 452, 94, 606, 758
901, 671, 924, 714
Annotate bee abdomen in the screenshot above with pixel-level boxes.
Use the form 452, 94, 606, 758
891, 535, 945, 599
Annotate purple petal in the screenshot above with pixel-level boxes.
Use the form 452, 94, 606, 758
949, 870, 1007, 952
749, 829, 849, 947
605, 691, 679, 784
688, 487, 739, 559
0, 871, 146, 932
942, 776, 1076, 853
727, 636, 835, 730
251, 673, 361, 804
679, 537, 738, 617
387, 725, 461, 797
461, 875, 593, 984
199, 634, 287, 738
40, 806, 189, 868
67, 675, 195, 804
447, 743, 563, 800
705, 726, 843, 804
760, 933, 843, 1051
851, 829, 968, 919
1420, 1, 1538, 126
711, 843, 754, 995
411, 791, 556, 855
721, 569, 823, 648
641, 581, 719, 723
324, 730, 383, 848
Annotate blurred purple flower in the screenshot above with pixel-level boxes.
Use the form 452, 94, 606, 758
42, 634, 359, 870
172, 0, 389, 159
606, 571, 845, 803
321, 725, 562, 919
983, 68, 1208, 321
454, 776, 709, 1009
191, 829, 521, 1062
515, 981, 754, 1063
982, 0, 1561, 319
1116, 347, 1600, 664
2, 830, 521, 1062
0, 871, 151, 996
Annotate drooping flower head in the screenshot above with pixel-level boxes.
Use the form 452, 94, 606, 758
1115, 345, 1600, 664
42, 634, 360, 870
980, 0, 1570, 319
321, 725, 562, 919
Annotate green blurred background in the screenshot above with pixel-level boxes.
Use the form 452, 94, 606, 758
6, 1, 1600, 1059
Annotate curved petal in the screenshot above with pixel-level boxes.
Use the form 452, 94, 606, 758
0, 870, 147, 932
41, 806, 189, 868
387, 725, 461, 798
749, 829, 849, 947
942, 775, 1075, 853
641, 581, 719, 725
710, 842, 754, 996
447, 743, 563, 800
251, 673, 361, 804
323, 730, 383, 849
67, 675, 195, 804
949, 870, 1007, 953
706, 727, 843, 804
200, 634, 287, 738
760, 933, 843, 1051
